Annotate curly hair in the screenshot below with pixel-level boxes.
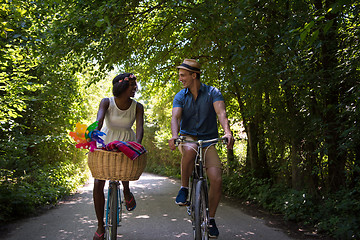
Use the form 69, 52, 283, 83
112, 73, 136, 97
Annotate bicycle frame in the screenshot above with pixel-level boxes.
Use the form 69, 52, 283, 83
187, 140, 209, 215
105, 181, 122, 240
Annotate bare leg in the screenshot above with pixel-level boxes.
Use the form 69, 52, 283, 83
181, 144, 197, 187
122, 181, 131, 200
122, 181, 136, 210
206, 167, 222, 218
93, 179, 106, 235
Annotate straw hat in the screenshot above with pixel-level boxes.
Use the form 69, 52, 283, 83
176, 59, 201, 73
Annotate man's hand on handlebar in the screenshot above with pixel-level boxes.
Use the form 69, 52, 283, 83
168, 136, 178, 151
223, 133, 235, 149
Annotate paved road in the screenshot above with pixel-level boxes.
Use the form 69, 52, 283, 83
2, 173, 294, 240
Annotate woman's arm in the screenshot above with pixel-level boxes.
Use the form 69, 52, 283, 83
95, 98, 110, 131
135, 102, 144, 144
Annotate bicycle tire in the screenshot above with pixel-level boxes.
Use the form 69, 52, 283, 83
188, 178, 198, 218
107, 182, 118, 240
194, 180, 209, 240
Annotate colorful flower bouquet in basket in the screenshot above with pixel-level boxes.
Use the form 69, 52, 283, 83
69, 121, 147, 160
69, 121, 106, 152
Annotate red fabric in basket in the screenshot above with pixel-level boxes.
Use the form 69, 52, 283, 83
102, 141, 147, 160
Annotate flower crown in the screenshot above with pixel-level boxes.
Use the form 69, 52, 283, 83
119, 74, 136, 83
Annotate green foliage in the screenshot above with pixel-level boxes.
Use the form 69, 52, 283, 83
1, 0, 360, 238
316, 188, 360, 239
222, 172, 360, 239
142, 126, 181, 178
0, 0, 105, 223
34, 0, 360, 192
0, 158, 89, 222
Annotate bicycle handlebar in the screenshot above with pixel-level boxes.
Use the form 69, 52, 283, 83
174, 136, 228, 147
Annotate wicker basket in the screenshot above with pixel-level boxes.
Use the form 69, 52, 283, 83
88, 149, 147, 181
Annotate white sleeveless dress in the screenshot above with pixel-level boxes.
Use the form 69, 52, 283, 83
101, 97, 137, 144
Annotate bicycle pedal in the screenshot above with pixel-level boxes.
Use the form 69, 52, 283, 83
186, 208, 191, 216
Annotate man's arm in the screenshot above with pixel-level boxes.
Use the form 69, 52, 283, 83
213, 101, 235, 149
168, 107, 182, 150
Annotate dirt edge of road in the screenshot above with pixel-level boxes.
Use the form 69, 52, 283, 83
223, 195, 335, 240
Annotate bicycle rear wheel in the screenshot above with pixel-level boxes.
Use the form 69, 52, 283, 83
194, 180, 209, 240
106, 182, 118, 240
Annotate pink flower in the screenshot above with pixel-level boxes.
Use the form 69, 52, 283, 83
119, 75, 135, 83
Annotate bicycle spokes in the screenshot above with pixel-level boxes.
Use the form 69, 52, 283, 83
193, 180, 209, 240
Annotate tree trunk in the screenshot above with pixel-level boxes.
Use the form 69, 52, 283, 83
315, 0, 346, 191
234, 84, 269, 179
283, 84, 304, 190
245, 121, 259, 173
290, 138, 303, 190
226, 148, 235, 175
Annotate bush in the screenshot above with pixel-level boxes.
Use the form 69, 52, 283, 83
0, 160, 89, 223
223, 172, 360, 240
142, 126, 181, 178
316, 188, 360, 239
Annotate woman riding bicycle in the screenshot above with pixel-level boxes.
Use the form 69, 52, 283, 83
93, 73, 144, 240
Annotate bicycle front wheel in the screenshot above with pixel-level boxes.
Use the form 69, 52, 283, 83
194, 180, 209, 240
106, 182, 118, 240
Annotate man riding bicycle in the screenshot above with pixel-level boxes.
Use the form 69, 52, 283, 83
168, 59, 235, 238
